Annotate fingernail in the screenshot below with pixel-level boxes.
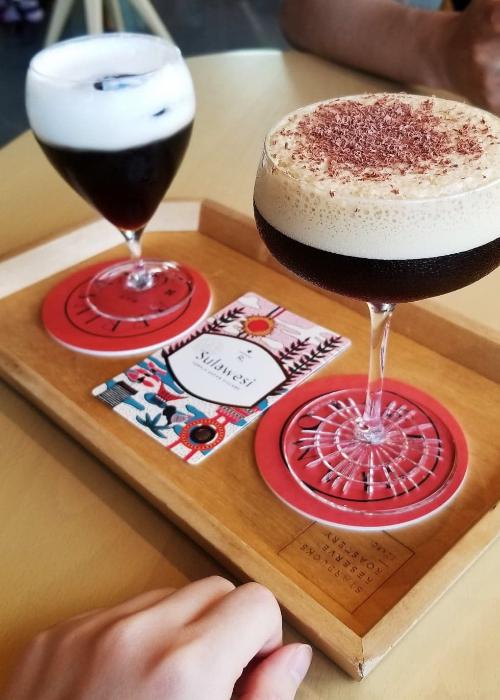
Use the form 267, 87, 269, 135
289, 644, 313, 684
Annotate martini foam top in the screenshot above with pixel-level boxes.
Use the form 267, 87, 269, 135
254, 94, 500, 259
26, 34, 195, 152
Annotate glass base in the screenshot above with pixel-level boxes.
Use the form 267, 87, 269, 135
85, 259, 193, 322
283, 387, 452, 515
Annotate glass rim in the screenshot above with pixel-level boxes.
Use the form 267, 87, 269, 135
262, 94, 500, 205
28, 33, 182, 85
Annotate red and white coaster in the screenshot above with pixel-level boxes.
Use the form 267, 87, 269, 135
42, 260, 211, 356
255, 375, 468, 530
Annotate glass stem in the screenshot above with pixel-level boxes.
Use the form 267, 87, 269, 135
356, 301, 395, 443
120, 227, 153, 291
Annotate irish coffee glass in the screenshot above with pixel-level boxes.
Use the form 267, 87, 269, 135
254, 94, 500, 520
26, 33, 195, 322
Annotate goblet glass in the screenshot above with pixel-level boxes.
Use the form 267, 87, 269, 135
26, 33, 195, 322
254, 94, 500, 520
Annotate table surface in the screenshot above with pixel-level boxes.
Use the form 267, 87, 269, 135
0, 49, 498, 698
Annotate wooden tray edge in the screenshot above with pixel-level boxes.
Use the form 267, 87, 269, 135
360, 504, 500, 676
0, 197, 200, 263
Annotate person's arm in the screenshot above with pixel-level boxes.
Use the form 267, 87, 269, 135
281, 0, 500, 114
282, 0, 451, 88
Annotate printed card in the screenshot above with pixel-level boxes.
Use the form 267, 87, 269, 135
92, 292, 350, 464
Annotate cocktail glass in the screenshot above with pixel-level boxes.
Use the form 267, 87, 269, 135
254, 94, 500, 519
26, 33, 195, 322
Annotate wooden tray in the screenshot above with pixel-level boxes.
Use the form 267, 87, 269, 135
0, 200, 498, 679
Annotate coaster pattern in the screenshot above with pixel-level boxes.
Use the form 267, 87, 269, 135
255, 375, 468, 530
42, 259, 211, 356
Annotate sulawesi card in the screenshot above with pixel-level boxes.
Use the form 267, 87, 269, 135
92, 292, 350, 464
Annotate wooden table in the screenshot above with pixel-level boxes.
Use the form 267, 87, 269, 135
0, 50, 498, 698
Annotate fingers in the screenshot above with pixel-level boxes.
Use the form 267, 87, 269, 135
237, 643, 313, 700
53, 587, 176, 637
100, 588, 177, 617
156, 575, 236, 624
186, 582, 283, 681
133, 575, 236, 633
46, 577, 235, 666
54, 577, 236, 667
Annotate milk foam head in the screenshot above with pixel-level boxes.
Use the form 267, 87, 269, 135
254, 94, 500, 260
26, 33, 195, 152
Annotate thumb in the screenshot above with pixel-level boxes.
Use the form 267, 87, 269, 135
237, 643, 312, 700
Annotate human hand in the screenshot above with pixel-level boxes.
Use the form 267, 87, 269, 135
3, 576, 312, 700
441, 0, 500, 114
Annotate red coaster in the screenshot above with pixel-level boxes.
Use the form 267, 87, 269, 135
42, 260, 211, 356
255, 375, 468, 530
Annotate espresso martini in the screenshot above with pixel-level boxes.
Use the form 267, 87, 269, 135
253, 94, 500, 527
254, 94, 500, 302
26, 34, 195, 232
26, 34, 196, 321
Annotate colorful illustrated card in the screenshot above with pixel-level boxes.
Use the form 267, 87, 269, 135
93, 292, 350, 464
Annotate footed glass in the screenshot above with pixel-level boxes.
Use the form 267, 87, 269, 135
254, 94, 500, 515
26, 33, 195, 322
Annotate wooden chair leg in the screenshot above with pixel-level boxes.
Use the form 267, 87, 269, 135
45, 0, 170, 47
83, 0, 104, 34
44, 0, 76, 46
106, 0, 125, 32
128, 0, 173, 41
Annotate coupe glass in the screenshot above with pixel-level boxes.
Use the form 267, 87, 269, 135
26, 33, 195, 322
254, 94, 500, 516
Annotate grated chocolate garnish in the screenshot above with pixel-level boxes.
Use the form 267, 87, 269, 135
287, 95, 485, 184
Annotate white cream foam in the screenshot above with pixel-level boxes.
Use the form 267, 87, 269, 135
254, 94, 500, 260
26, 34, 195, 152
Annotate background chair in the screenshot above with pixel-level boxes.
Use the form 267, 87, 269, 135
44, 0, 173, 46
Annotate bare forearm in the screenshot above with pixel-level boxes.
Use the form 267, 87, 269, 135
281, 0, 455, 89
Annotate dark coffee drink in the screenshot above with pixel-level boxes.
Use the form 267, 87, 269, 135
254, 204, 500, 302
38, 123, 193, 231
